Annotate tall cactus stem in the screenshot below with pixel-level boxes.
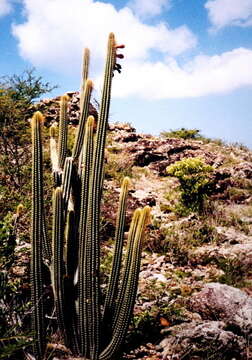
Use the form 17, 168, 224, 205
51, 187, 67, 342
78, 116, 94, 357
100, 207, 150, 360
72, 79, 93, 160
103, 177, 130, 324
31, 111, 46, 359
62, 157, 73, 212
85, 32, 116, 360
112, 208, 141, 329
42, 211, 52, 262
58, 94, 69, 169
65, 209, 80, 353
80, 48, 90, 110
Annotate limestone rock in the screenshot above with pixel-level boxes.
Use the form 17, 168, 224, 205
160, 320, 246, 360
188, 283, 252, 336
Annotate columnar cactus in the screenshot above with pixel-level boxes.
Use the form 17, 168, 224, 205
30, 33, 150, 360
31, 112, 46, 358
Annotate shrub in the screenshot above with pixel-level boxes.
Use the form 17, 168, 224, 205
167, 157, 213, 214
0, 69, 55, 219
161, 128, 201, 140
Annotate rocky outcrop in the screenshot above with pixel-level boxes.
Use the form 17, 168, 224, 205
159, 320, 246, 360
120, 137, 222, 175
29, 91, 97, 125
188, 283, 252, 336
190, 227, 252, 266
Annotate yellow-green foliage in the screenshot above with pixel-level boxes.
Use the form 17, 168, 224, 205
167, 157, 213, 213
161, 128, 201, 140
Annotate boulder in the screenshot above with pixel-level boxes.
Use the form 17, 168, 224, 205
159, 320, 246, 360
188, 283, 252, 336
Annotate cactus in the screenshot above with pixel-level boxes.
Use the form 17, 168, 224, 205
31, 111, 46, 359
30, 33, 149, 360
58, 94, 69, 169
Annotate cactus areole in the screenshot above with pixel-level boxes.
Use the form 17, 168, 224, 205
30, 33, 150, 360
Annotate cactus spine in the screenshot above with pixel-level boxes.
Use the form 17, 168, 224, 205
30, 33, 149, 360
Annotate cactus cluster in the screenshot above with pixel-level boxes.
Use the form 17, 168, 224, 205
31, 33, 150, 360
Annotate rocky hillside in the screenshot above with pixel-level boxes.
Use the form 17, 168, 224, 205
5, 93, 252, 359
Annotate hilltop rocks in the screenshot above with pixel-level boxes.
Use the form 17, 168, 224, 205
29, 91, 97, 125
234, 162, 252, 179
118, 137, 222, 175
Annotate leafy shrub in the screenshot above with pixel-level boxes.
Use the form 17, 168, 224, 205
0, 213, 16, 270
0, 69, 55, 219
161, 128, 201, 140
167, 158, 213, 214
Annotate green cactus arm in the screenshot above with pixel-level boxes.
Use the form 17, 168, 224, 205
64, 208, 80, 353
99, 207, 150, 360
58, 94, 69, 169
111, 208, 141, 329
65, 209, 77, 278
85, 32, 117, 360
78, 116, 94, 358
103, 177, 130, 324
62, 157, 73, 210
50, 123, 62, 187
51, 187, 67, 343
72, 79, 93, 160
31, 111, 46, 359
80, 48, 90, 110
42, 211, 52, 262
50, 123, 60, 172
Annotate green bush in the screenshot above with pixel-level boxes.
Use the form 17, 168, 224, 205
0, 69, 55, 219
167, 157, 213, 213
161, 128, 201, 140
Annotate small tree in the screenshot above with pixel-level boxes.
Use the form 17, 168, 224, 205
0, 69, 56, 216
167, 157, 213, 214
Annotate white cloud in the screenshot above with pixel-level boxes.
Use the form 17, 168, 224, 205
12, 0, 196, 73
128, 0, 171, 18
12, 0, 252, 99
111, 48, 252, 99
205, 0, 252, 29
0, 0, 12, 17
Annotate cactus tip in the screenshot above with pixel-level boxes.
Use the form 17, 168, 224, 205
16, 203, 24, 216
49, 123, 57, 138
132, 208, 142, 221
55, 186, 63, 196
84, 47, 90, 56
122, 176, 131, 188
87, 115, 94, 127
61, 94, 70, 102
142, 206, 151, 225
86, 79, 93, 89
32, 111, 44, 125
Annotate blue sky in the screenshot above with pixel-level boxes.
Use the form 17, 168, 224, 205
1, 0, 252, 147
